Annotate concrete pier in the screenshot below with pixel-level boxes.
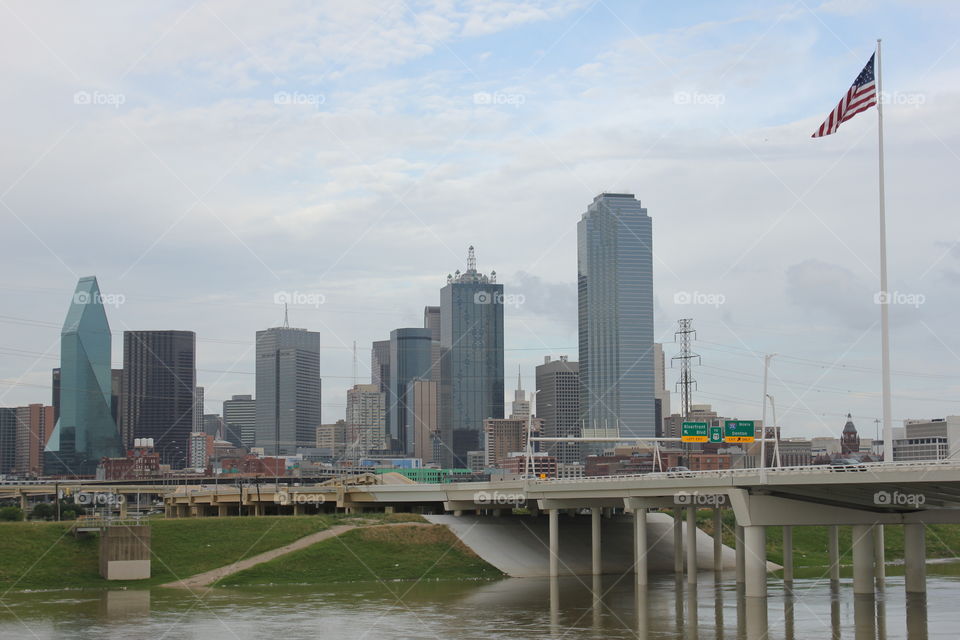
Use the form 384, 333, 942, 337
904, 523, 926, 595
634, 507, 648, 585
673, 510, 684, 575
713, 509, 723, 573
686, 505, 697, 583
873, 524, 886, 590
851, 524, 875, 595
828, 525, 840, 583
591, 507, 602, 576
735, 525, 745, 584
782, 526, 793, 584
549, 509, 559, 578
743, 525, 767, 598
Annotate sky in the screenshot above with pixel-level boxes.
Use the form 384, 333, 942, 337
1, 0, 959, 444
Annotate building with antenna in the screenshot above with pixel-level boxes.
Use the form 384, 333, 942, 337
510, 368, 530, 419
439, 246, 505, 467
577, 193, 655, 438
388, 328, 433, 454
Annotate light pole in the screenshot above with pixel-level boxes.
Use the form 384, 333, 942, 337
766, 393, 781, 467
760, 354, 777, 477
524, 390, 540, 479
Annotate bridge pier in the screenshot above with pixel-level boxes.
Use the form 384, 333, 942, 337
828, 525, 840, 583
851, 524, 875, 595
782, 526, 793, 584
634, 507, 648, 585
218, 504, 228, 517
904, 523, 926, 595
735, 525, 745, 584
686, 505, 697, 583
712, 508, 723, 573
591, 507, 601, 576
548, 508, 559, 578
873, 524, 886, 590
673, 509, 683, 575
743, 525, 766, 598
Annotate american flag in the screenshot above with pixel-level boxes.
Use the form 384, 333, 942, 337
812, 53, 877, 138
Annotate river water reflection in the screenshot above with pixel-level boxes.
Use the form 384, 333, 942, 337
0, 573, 955, 639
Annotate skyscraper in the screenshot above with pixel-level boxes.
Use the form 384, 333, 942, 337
439, 246, 504, 467
223, 394, 256, 448
193, 386, 205, 434
408, 379, 438, 463
15, 404, 55, 475
255, 326, 321, 455
45, 276, 123, 476
578, 193, 655, 438
123, 330, 197, 467
536, 355, 581, 464
371, 339, 391, 439
423, 306, 441, 380
388, 328, 432, 454
510, 368, 530, 419
346, 383, 386, 455
0, 408, 16, 474
653, 343, 671, 437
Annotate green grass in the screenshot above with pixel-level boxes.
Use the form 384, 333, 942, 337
219, 523, 503, 586
0, 515, 337, 591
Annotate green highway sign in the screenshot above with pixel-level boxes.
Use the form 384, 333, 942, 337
724, 420, 756, 443
681, 421, 708, 443
709, 426, 723, 444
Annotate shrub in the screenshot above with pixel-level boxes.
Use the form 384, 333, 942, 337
0, 506, 24, 522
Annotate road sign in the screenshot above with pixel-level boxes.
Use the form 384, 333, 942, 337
709, 426, 723, 444
681, 421, 708, 443
724, 420, 755, 443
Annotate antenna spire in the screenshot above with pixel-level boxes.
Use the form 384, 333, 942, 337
467, 245, 476, 272
283, 303, 289, 328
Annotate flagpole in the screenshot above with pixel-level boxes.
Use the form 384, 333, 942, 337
876, 38, 893, 463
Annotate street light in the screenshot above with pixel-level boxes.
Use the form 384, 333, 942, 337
760, 354, 777, 478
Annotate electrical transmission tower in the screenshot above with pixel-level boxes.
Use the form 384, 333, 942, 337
671, 318, 701, 418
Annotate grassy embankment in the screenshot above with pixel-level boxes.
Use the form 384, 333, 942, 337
696, 509, 960, 578
0, 513, 493, 592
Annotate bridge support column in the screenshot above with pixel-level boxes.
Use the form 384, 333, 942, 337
19, 493, 27, 512
743, 525, 766, 598
686, 505, 697, 583
828, 525, 840, 582
634, 507, 648, 585
293, 503, 304, 516
782, 526, 793, 584
873, 524, 886, 590
673, 510, 683, 575
218, 504, 228, 517
164, 504, 173, 518
904, 523, 926, 595
119, 496, 128, 519
713, 508, 723, 573
735, 525, 745, 584
548, 509, 559, 578
591, 507, 601, 576
851, 524, 875, 595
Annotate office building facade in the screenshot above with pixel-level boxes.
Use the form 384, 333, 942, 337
388, 328, 433, 454
223, 394, 256, 449
346, 384, 386, 455
535, 355, 581, 464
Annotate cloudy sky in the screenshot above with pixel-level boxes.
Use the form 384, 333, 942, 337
1, 0, 958, 443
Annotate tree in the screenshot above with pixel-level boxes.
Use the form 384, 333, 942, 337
31, 503, 54, 520
0, 506, 23, 521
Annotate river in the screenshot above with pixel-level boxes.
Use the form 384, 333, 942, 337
0, 572, 955, 639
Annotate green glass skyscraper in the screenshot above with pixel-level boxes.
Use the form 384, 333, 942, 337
45, 276, 123, 476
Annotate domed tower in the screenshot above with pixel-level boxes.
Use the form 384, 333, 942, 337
841, 413, 860, 456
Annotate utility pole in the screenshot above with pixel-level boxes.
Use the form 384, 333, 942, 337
671, 319, 701, 418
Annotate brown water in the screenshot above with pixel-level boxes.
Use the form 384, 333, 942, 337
0, 573, 954, 639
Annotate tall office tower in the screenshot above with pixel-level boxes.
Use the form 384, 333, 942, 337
346, 383, 386, 455
316, 420, 348, 459
483, 416, 542, 467
510, 368, 530, 418
408, 379, 438, 463
388, 328, 433, 454
15, 404, 55, 475
255, 326, 321, 456
193, 386, 205, 434
122, 330, 197, 467
653, 343, 671, 437
45, 276, 123, 476
536, 355, 581, 464
423, 306, 441, 380
371, 339, 391, 439
223, 394, 256, 449
439, 246, 505, 467
0, 408, 16, 474
110, 369, 124, 439
578, 193, 655, 438
203, 414, 223, 439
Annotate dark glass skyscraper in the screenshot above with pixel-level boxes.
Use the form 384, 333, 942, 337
45, 276, 123, 476
122, 330, 196, 467
255, 326, 321, 455
388, 328, 432, 454
439, 247, 504, 467
578, 193, 655, 438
